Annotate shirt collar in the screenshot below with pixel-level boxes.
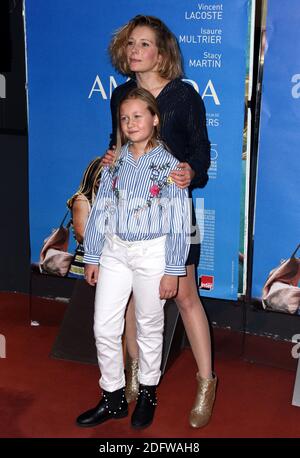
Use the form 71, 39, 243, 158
120, 142, 165, 164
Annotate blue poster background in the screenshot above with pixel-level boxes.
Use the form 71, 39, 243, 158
252, 0, 300, 300
25, 0, 249, 299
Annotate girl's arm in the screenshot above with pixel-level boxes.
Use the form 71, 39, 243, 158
83, 168, 112, 265
164, 183, 190, 276
84, 264, 99, 287
159, 275, 179, 299
71, 195, 90, 243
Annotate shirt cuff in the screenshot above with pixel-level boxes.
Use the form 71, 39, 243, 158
164, 265, 186, 276
83, 253, 100, 265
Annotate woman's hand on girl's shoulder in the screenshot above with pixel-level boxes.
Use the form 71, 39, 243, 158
169, 162, 195, 189
101, 147, 116, 167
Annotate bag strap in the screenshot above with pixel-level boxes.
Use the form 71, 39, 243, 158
59, 210, 71, 228
291, 243, 300, 258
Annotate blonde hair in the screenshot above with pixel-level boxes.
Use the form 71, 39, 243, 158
109, 15, 183, 80
115, 88, 161, 160
67, 157, 103, 209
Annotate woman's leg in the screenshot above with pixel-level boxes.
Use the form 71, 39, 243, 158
125, 295, 139, 360
175, 264, 217, 428
175, 264, 212, 379
124, 295, 139, 403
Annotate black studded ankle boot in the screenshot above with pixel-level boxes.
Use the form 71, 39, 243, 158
76, 387, 128, 428
131, 384, 157, 429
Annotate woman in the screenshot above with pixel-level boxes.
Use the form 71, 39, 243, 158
103, 15, 216, 428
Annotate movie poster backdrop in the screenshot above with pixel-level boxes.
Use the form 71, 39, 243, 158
252, 0, 300, 314
25, 0, 249, 299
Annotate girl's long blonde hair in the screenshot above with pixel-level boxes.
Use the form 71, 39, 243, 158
67, 157, 103, 209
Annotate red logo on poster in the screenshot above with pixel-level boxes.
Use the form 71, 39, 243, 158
199, 275, 214, 290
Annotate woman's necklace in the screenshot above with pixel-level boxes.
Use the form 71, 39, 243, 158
138, 80, 169, 97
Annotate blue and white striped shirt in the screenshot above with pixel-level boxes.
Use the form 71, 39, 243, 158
83, 143, 191, 275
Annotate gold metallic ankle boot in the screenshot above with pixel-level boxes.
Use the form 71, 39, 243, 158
125, 357, 139, 403
189, 373, 217, 428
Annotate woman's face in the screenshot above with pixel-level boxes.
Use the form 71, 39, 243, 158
126, 26, 162, 74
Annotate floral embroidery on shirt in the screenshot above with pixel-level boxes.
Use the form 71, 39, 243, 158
150, 184, 160, 197
149, 162, 171, 172
112, 176, 118, 190
109, 155, 174, 220
133, 162, 173, 218
110, 159, 123, 200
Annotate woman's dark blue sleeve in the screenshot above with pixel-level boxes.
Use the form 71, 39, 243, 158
109, 89, 118, 149
185, 91, 211, 189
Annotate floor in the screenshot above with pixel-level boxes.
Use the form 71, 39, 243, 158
0, 292, 299, 440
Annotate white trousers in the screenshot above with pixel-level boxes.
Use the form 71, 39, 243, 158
94, 234, 166, 392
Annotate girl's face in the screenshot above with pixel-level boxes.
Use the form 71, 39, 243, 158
120, 99, 158, 147
126, 26, 162, 74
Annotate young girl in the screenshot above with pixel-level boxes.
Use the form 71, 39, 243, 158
76, 88, 190, 429
67, 157, 102, 278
